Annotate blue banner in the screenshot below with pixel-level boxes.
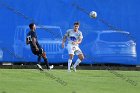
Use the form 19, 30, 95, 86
0, 0, 139, 65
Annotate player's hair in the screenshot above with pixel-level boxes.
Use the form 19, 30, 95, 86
74, 22, 80, 25
29, 23, 35, 29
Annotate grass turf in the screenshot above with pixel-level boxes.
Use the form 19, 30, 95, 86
0, 69, 140, 93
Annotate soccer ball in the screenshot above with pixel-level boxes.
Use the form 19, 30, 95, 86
89, 11, 97, 18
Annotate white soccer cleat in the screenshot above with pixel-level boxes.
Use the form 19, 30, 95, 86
37, 64, 43, 71
71, 66, 76, 72
49, 65, 54, 70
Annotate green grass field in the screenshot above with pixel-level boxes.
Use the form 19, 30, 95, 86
0, 69, 140, 93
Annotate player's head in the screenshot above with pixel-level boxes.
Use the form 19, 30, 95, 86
74, 22, 80, 31
29, 23, 36, 31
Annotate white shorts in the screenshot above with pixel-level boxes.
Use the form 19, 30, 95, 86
66, 44, 83, 55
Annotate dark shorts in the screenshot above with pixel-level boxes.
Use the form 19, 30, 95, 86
31, 48, 44, 56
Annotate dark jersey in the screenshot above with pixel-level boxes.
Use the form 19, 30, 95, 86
26, 31, 41, 50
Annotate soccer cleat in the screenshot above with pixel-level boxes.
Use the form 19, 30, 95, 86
71, 66, 76, 72
37, 64, 43, 71
49, 65, 54, 70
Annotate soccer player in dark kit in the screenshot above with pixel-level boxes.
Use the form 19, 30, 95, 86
26, 23, 53, 71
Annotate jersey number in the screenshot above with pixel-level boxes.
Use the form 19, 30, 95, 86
26, 35, 32, 42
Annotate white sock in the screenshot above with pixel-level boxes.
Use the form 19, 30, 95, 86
68, 59, 72, 70
74, 59, 81, 68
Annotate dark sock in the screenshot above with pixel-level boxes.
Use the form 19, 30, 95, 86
44, 58, 50, 69
37, 55, 41, 64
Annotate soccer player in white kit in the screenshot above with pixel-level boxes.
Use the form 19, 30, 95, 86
62, 22, 84, 72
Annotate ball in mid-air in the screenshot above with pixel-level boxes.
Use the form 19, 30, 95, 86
89, 11, 97, 18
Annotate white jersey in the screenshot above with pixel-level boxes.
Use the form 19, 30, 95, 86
64, 29, 83, 55
64, 29, 83, 46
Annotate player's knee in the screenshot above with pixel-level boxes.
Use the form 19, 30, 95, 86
79, 54, 84, 61
69, 56, 73, 60
69, 55, 74, 60
80, 57, 84, 61
42, 52, 46, 58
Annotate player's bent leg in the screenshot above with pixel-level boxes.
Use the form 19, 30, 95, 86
41, 52, 49, 69
31, 50, 43, 71
41, 52, 53, 70
73, 54, 84, 72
